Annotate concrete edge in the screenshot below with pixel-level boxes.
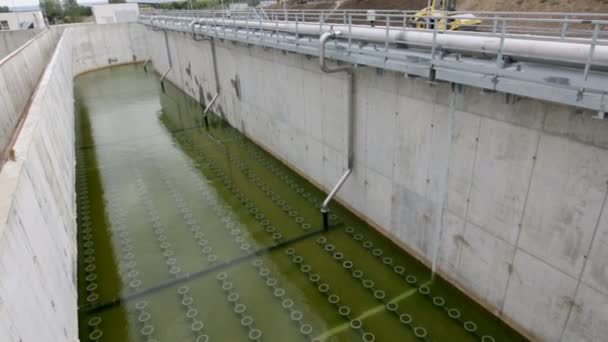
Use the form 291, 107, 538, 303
0, 29, 48, 67
0, 29, 67, 241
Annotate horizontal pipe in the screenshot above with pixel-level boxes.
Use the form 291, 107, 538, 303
154, 16, 608, 67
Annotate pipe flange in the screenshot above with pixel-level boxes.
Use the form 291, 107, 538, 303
234, 304, 247, 314
282, 299, 294, 309
196, 334, 209, 342
406, 275, 417, 284
300, 324, 313, 335
350, 319, 363, 329
135, 301, 148, 310
182, 296, 194, 306
352, 270, 364, 279
362, 332, 375, 342
241, 315, 254, 327
301, 264, 312, 273
318, 283, 330, 293
328, 295, 340, 304
89, 329, 103, 340
141, 325, 155, 336
191, 320, 204, 332
273, 288, 286, 298
433, 296, 445, 307
248, 329, 262, 341
393, 266, 405, 275
309, 274, 321, 283
400, 314, 412, 324
373, 290, 386, 299
386, 302, 398, 312
186, 308, 199, 319
338, 305, 351, 316
138, 312, 152, 322
258, 267, 270, 278
464, 321, 477, 332
414, 327, 427, 338
448, 308, 461, 319
228, 292, 240, 303
481, 336, 496, 342
418, 286, 430, 295
222, 282, 233, 292
86, 293, 99, 303
88, 316, 102, 327
290, 310, 303, 321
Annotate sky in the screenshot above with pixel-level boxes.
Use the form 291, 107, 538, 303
0, 0, 107, 9
0, 0, 180, 10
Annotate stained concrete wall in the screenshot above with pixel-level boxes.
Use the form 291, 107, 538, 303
144, 27, 608, 341
0, 29, 59, 159
0, 30, 77, 342
0, 29, 40, 60
71, 23, 149, 76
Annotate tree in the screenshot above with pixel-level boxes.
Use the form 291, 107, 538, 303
63, 0, 79, 20
0, 6, 9, 13
40, 0, 63, 23
109, 0, 126, 3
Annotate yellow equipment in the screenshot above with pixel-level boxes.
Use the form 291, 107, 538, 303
412, 0, 481, 31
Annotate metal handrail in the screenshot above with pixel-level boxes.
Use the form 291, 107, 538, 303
140, 9, 608, 114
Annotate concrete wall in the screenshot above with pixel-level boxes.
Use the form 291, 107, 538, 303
145, 27, 608, 341
92, 4, 140, 24
71, 23, 148, 75
0, 23, 148, 342
0, 29, 59, 159
0, 30, 77, 342
0, 29, 40, 59
0, 11, 45, 31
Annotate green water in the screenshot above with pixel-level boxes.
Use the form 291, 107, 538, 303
75, 64, 526, 342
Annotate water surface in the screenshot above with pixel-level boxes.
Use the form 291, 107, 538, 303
75, 64, 526, 342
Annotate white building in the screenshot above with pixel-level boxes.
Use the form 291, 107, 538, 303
92, 3, 140, 24
0, 11, 45, 31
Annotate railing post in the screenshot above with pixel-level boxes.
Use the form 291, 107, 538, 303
560, 15, 569, 40
583, 23, 601, 82
497, 18, 507, 68
385, 15, 390, 59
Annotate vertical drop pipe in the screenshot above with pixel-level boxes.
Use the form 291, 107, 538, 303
319, 30, 355, 231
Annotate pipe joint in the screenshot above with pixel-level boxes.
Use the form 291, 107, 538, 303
319, 30, 352, 74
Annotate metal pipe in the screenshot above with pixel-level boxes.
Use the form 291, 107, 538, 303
319, 30, 355, 231
142, 57, 151, 72
181, 16, 608, 67
160, 66, 171, 92
204, 92, 220, 115
321, 169, 353, 230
